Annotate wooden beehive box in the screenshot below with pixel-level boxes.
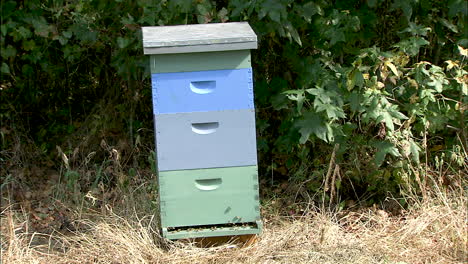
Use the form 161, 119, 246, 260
142, 22, 262, 240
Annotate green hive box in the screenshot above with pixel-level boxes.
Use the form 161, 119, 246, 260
142, 22, 262, 240
150, 50, 252, 73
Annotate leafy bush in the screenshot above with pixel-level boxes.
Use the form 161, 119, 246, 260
1, 0, 466, 203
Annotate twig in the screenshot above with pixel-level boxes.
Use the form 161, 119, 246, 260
329, 164, 340, 207
324, 144, 339, 192
323, 144, 339, 208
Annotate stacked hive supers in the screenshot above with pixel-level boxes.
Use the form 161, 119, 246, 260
142, 23, 262, 240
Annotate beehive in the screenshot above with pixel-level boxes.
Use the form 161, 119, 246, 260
142, 22, 261, 239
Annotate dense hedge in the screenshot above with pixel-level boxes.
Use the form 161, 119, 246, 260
1, 0, 466, 203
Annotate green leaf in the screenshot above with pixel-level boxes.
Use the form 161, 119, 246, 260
63, 31, 73, 39
69, 24, 97, 43
217, 7, 229, 22
271, 94, 289, 110
420, 88, 436, 102
401, 22, 431, 36
349, 92, 363, 113
388, 105, 408, 120
295, 112, 330, 143
373, 103, 407, 132
1, 45, 16, 58
62, 44, 82, 61
381, 111, 394, 131
301, 2, 321, 22
315, 100, 346, 120
439, 18, 458, 33
121, 14, 135, 25
196, 3, 212, 23
286, 25, 302, 46
269, 9, 281, 22
81, 31, 98, 43
305, 87, 321, 96
394, 37, 429, 56
284, 90, 305, 112
31, 17, 51, 38
1, 24, 7, 37
409, 139, 421, 163
139, 8, 157, 24
427, 74, 449, 93
347, 69, 364, 91
390, 0, 414, 20
196, 1, 212, 24
196, 4, 209, 16
58, 36, 68, 45
448, 0, 468, 17
257, 5, 268, 20
17, 26, 32, 39
329, 29, 345, 45
259, 0, 285, 23
1, 63, 10, 74
117, 37, 132, 49
367, 0, 378, 8
22, 39, 36, 51
373, 140, 401, 166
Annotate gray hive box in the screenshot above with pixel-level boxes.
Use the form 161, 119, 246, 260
142, 22, 261, 240
142, 22, 257, 55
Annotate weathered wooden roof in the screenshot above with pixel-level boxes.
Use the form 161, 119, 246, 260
142, 22, 257, 55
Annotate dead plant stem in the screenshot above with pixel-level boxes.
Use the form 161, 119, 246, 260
323, 144, 339, 208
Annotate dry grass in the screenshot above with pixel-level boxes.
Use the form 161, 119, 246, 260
358, 192, 467, 264
1, 186, 466, 264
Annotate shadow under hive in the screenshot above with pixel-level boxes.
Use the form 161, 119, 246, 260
142, 22, 262, 240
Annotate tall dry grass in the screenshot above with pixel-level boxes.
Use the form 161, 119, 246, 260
2, 183, 466, 264
2, 138, 466, 264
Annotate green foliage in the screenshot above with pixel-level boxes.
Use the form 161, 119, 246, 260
231, 0, 467, 201
1, 0, 466, 203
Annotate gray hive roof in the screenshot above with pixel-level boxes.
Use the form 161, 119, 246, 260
142, 22, 257, 55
